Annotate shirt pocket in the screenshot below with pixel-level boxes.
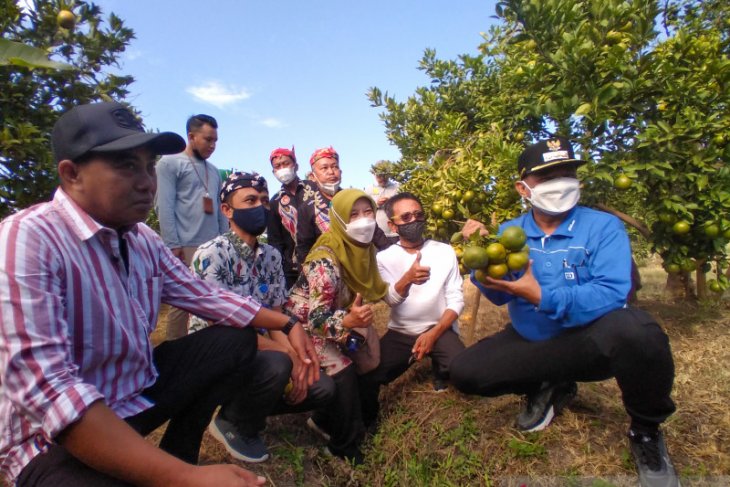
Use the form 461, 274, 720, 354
139, 275, 164, 332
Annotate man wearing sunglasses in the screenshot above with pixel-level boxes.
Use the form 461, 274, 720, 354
359, 192, 465, 429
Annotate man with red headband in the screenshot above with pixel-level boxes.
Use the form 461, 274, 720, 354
267, 147, 307, 288
295, 147, 392, 265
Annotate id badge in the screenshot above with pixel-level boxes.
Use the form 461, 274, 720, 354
202, 195, 213, 214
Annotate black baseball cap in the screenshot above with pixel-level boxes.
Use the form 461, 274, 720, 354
52, 101, 186, 162
517, 137, 586, 178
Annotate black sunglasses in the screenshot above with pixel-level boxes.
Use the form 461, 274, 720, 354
392, 210, 426, 224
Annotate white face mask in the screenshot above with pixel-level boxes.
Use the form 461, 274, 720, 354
520, 177, 580, 216
315, 175, 340, 196
345, 217, 377, 244
274, 167, 296, 185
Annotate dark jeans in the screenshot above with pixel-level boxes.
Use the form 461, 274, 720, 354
17, 325, 257, 487
359, 328, 465, 426
221, 350, 336, 436
450, 307, 676, 427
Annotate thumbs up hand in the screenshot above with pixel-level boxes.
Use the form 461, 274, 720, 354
406, 251, 431, 285
343, 292, 374, 328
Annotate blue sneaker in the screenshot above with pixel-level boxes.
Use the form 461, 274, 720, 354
208, 415, 269, 463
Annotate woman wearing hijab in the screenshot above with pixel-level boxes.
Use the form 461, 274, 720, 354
285, 189, 389, 465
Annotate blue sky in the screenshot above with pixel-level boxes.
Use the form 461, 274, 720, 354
94, 0, 498, 190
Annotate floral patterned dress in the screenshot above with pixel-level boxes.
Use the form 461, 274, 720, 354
285, 247, 354, 376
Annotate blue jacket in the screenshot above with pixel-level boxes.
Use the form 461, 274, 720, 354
472, 206, 631, 341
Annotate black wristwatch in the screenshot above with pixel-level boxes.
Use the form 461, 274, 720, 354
281, 315, 298, 335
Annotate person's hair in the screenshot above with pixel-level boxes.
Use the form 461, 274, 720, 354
383, 191, 422, 219
186, 114, 218, 133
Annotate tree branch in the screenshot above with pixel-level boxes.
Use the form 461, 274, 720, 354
594, 203, 651, 240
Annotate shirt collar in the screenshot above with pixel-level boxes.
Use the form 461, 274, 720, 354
53, 187, 140, 242
227, 231, 262, 259
523, 206, 579, 238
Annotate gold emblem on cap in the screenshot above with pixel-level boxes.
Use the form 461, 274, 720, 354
547, 139, 562, 151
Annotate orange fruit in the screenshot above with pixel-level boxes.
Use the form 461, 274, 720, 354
474, 269, 490, 284
485, 242, 507, 263
672, 220, 691, 235
507, 251, 529, 271
708, 279, 722, 293
703, 223, 720, 238
487, 263, 509, 279
500, 226, 527, 251
57, 9, 75, 29
462, 246, 489, 270
614, 174, 632, 190
442, 209, 455, 220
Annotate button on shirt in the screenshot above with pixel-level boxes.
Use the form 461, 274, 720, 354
472, 206, 632, 341
0, 189, 261, 482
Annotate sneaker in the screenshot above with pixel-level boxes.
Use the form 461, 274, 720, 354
628, 429, 681, 487
516, 381, 577, 432
208, 415, 269, 463
433, 377, 448, 392
306, 416, 331, 442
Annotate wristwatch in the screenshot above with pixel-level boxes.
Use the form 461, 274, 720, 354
281, 314, 298, 335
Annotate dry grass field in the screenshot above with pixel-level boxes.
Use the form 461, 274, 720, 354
4, 262, 728, 486
151, 262, 730, 486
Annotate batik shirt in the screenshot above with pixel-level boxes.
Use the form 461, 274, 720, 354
294, 181, 333, 265
189, 231, 287, 333
285, 251, 353, 375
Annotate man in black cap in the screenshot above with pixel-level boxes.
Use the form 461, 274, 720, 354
450, 137, 679, 487
0, 101, 318, 487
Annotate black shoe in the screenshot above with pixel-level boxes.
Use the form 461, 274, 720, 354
433, 377, 448, 392
628, 428, 681, 487
516, 381, 577, 432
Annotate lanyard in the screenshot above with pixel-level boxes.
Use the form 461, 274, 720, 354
187, 155, 210, 197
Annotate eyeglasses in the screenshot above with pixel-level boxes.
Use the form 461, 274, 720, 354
392, 210, 425, 223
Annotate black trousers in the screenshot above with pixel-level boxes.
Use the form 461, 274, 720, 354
359, 328, 465, 426
450, 307, 676, 427
221, 350, 336, 436
311, 365, 365, 458
17, 325, 257, 487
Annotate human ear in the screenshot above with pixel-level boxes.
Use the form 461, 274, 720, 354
57, 160, 81, 188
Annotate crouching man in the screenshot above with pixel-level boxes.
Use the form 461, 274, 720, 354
0, 102, 317, 487
450, 138, 679, 487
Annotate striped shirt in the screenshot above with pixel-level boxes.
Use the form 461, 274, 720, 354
0, 188, 261, 482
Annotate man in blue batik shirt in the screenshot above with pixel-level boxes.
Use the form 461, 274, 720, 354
450, 138, 679, 487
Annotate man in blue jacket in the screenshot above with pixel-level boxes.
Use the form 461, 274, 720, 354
450, 137, 679, 487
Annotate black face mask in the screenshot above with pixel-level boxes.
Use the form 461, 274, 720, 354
396, 220, 426, 243
232, 205, 269, 236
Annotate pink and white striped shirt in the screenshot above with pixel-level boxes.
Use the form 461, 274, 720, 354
0, 188, 261, 482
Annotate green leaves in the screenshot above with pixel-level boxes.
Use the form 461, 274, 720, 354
370, 0, 730, 292
0, 38, 74, 70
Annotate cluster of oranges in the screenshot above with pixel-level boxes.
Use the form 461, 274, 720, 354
454, 226, 529, 282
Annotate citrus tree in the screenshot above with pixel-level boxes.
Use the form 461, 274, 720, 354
369, 0, 730, 300
1, 0, 135, 219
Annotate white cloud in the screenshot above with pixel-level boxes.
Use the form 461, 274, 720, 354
259, 117, 287, 129
186, 81, 251, 108
124, 49, 142, 61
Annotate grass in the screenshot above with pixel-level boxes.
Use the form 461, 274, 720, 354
3, 260, 729, 486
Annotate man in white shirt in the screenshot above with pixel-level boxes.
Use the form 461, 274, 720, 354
359, 192, 465, 428
364, 160, 400, 239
